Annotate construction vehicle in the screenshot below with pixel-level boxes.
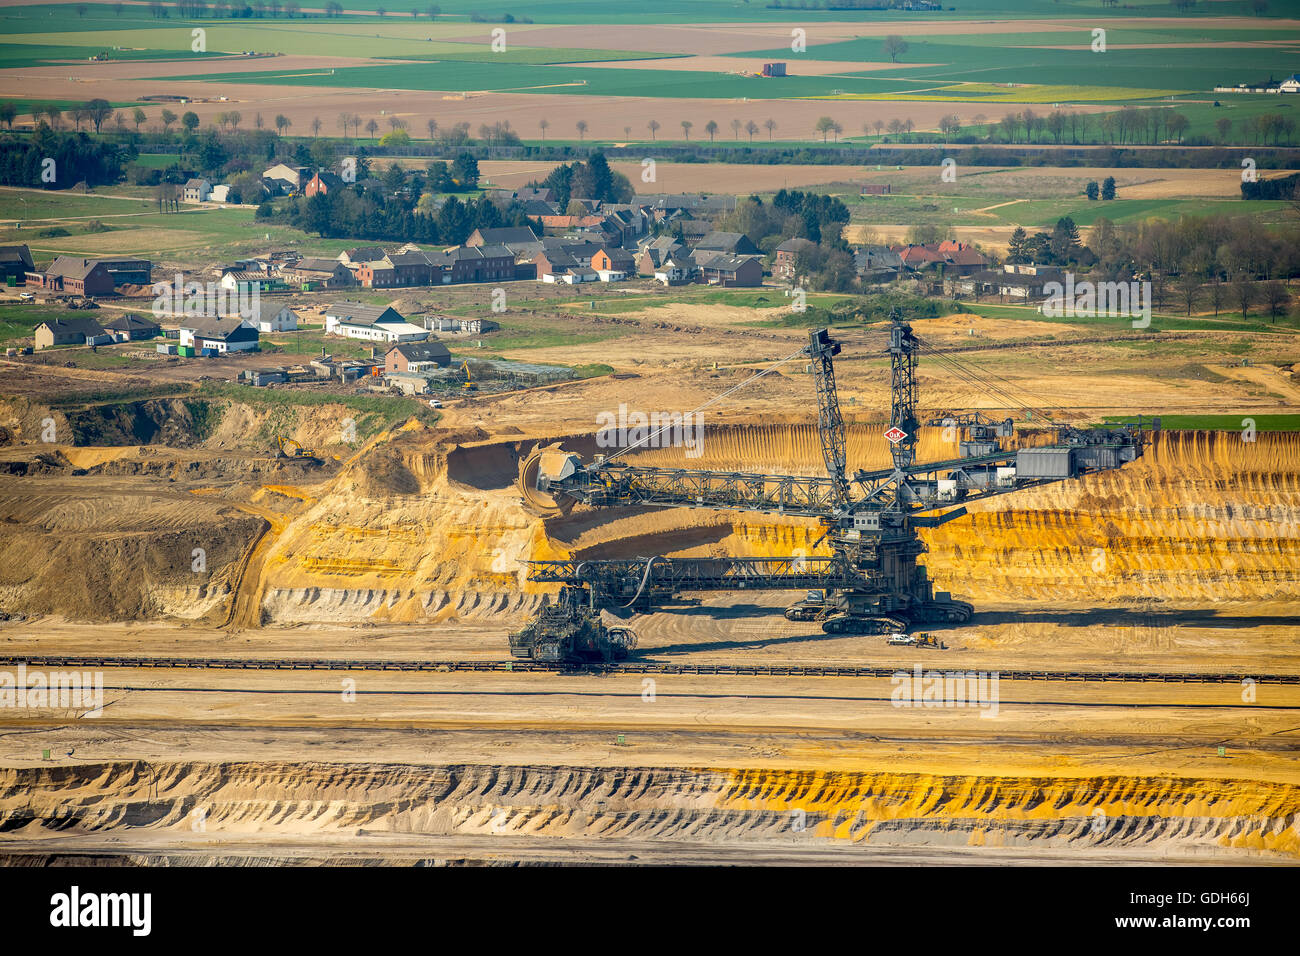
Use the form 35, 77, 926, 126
518, 311, 1154, 659
507, 586, 636, 664
275, 435, 319, 462
887, 632, 946, 649
460, 361, 477, 391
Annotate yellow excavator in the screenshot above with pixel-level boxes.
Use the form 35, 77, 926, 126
276, 435, 319, 462
461, 361, 478, 391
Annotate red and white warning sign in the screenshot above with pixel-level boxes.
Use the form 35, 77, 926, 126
884, 426, 908, 444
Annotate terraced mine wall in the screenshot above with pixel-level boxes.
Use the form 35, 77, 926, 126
255, 424, 1300, 624
2, 761, 1295, 863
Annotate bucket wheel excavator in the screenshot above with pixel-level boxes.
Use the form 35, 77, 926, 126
513, 310, 1154, 659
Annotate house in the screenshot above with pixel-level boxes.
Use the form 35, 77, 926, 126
774, 237, 816, 280
220, 271, 270, 293
697, 253, 763, 287
33, 316, 107, 349
637, 236, 686, 275
592, 246, 636, 281
323, 302, 428, 343
853, 245, 903, 283
695, 231, 759, 256
466, 226, 539, 248
209, 184, 231, 203
247, 300, 299, 333
676, 219, 714, 243
385, 340, 452, 373
428, 245, 516, 284
0, 245, 34, 284
101, 313, 161, 342
356, 248, 440, 288
303, 170, 345, 197
859, 184, 892, 196
932, 240, 988, 276
262, 163, 308, 195
654, 255, 696, 286
338, 246, 388, 270
893, 244, 947, 271
280, 257, 353, 289
179, 316, 260, 353
183, 178, 212, 203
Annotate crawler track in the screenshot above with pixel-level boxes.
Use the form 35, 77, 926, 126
1, 656, 1295, 684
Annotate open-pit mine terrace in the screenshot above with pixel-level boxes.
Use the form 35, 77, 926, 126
0, 398, 1297, 863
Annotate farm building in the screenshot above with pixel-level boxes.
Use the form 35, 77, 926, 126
102, 313, 162, 342
0, 245, 33, 284
324, 302, 428, 343
34, 316, 108, 349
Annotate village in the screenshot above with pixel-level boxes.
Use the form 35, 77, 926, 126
0, 166, 1029, 402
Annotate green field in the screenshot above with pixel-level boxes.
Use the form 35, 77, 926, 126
1102, 413, 1300, 431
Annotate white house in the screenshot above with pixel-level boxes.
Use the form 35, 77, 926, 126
209, 184, 231, 203
179, 316, 259, 353
250, 300, 299, 333
1281, 74, 1300, 93
183, 178, 211, 203
220, 271, 268, 292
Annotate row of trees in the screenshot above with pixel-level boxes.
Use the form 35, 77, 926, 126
143, 1, 444, 18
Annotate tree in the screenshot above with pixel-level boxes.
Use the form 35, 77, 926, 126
311, 116, 322, 138
1176, 272, 1201, 315
1232, 275, 1255, 317
160, 108, 177, 132
131, 107, 147, 131
286, 0, 300, 14
228, 110, 241, 131
680, 120, 692, 141
426, 3, 440, 17
705, 120, 718, 142
1214, 116, 1232, 144
814, 116, 834, 142
275, 114, 291, 135
1007, 226, 1031, 264
647, 119, 660, 141
85, 98, 113, 133
576, 120, 587, 141
764, 118, 776, 141
1085, 180, 1099, 201
938, 114, 961, 142
0, 103, 15, 129
255, 112, 265, 130
452, 152, 479, 188
365, 118, 378, 139
746, 120, 759, 143
731, 118, 742, 140
1261, 280, 1289, 320
882, 35, 909, 62
538, 118, 548, 142
376, 6, 385, 15
182, 111, 199, 133
1101, 176, 1116, 200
